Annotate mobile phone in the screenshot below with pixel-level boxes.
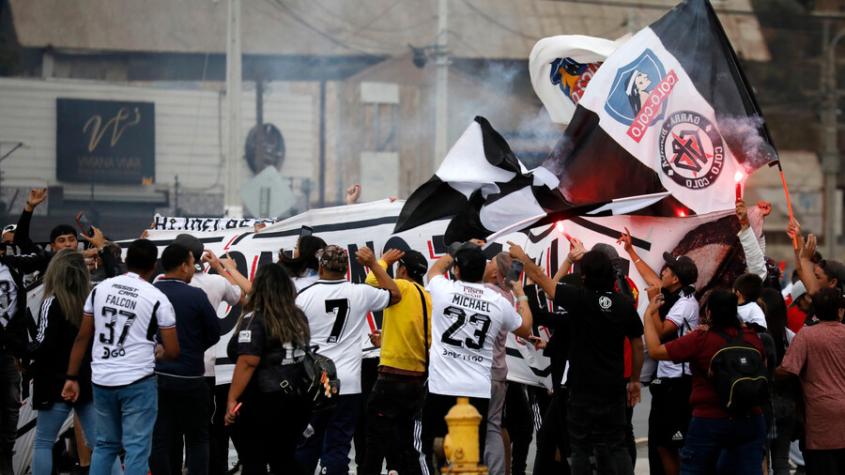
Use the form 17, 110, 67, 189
75, 211, 95, 237
507, 260, 524, 282
299, 225, 313, 239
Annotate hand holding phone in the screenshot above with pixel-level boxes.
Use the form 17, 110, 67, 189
75, 211, 95, 237
507, 260, 524, 283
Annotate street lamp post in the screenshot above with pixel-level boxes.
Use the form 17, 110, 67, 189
821, 23, 844, 259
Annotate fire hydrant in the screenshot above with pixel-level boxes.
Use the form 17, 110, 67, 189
442, 397, 488, 474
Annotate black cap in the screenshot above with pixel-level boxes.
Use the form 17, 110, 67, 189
454, 245, 486, 282
398, 250, 428, 279
174, 234, 203, 263
663, 252, 698, 287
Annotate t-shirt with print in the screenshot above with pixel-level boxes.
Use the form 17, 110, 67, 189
737, 301, 767, 329
296, 279, 391, 395
780, 321, 845, 450
485, 283, 514, 382
0, 263, 18, 329
85, 272, 176, 386
553, 283, 643, 391
426, 275, 522, 399
658, 292, 699, 379
665, 327, 764, 419
190, 272, 241, 379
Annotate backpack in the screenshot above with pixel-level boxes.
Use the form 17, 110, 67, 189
257, 345, 340, 410
708, 330, 769, 414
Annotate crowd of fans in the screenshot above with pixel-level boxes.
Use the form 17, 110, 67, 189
0, 187, 843, 475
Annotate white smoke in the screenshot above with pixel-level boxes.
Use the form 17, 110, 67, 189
717, 115, 775, 171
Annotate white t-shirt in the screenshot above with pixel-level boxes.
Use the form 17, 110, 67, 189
85, 272, 176, 386
190, 273, 242, 377
0, 263, 18, 328
427, 275, 522, 399
737, 302, 768, 329
293, 270, 319, 292
296, 279, 391, 395
659, 292, 699, 379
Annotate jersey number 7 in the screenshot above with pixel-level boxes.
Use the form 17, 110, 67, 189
326, 299, 350, 343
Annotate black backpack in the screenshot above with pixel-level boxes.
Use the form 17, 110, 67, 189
256, 345, 340, 410
708, 330, 769, 414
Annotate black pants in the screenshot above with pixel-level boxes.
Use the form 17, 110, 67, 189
208, 381, 229, 475
0, 352, 20, 475
354, 357, 379, 468
421, 393, 489, 474
233, 391, 311, 475
360, 374, 426, 475
150, 375, 210, 475
504, 383, 534, 475
806, 448, 845, 475
567, 387, 633, 475
534, 387, 571, 475
626, 404, 636, 468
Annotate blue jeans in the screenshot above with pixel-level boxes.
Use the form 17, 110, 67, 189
33, 402, 122, 475
679, 414, 766, 475
296, 394, 361, 475
91, 376, 158, 475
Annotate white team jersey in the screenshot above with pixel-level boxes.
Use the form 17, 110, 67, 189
426, 275, 522, 399
296, 279, 390, 395
0, 263, 17, 328
190, 273, 241, 377
659, 292, 699, 379
85, 272, 176, 386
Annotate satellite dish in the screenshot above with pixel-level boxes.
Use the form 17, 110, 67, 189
245, 123, 285, 174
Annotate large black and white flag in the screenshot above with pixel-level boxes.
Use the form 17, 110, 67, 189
394, 117, 666, 243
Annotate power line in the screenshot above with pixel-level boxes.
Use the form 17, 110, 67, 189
459, 0, 540, 41
265, 0, 387, 56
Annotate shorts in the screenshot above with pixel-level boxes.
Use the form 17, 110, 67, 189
648, 377, 692, 449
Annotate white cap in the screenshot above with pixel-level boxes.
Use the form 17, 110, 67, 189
790, 281, 807, 304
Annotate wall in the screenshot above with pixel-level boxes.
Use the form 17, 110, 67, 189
0, 77, 317, 216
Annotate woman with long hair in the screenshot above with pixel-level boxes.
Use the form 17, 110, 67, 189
644, 289, 767, 474
224, 264, 312, 474
278, 235, 326, 291
30, 249, 120, 475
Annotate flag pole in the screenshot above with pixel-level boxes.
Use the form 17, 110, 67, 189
772, 160, 798, 249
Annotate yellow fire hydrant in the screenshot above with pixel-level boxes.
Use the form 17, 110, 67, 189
442, 397, 489, 474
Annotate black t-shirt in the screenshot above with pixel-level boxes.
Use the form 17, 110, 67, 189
226, 311, 305, 396
553, 283, 644, 391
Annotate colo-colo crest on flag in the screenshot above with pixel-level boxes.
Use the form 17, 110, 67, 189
547, 0, 776, 217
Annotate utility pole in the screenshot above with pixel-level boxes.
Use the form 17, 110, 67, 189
821, 20, 843, 259
433, 0, 449, 170
225, 0, 243, 218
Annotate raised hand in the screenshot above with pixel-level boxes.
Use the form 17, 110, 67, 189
507, 241, 529, 263
567, 237, 586, 263
79, 226, 106, 250
345, 184, 361, 205
26, 188, 47, 211
382, 249, 405, 265
736, 199, 749, 230
616, 227, 634, 254
355, 246, 377, 267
